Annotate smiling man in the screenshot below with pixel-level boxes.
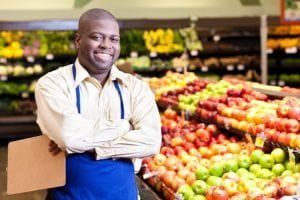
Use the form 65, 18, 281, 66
35, 8, 161, 200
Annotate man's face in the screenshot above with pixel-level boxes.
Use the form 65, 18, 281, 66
75, 19, 120, 74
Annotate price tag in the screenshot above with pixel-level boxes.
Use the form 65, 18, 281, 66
213, 35, 221, 42
0, 58, 7, 63
201, 66, 208, 72
26, 56, 35, 63
21, 92, 29, 98
255, 133, 265, 148
278, 80, 285, 86
190, 50, 198, 56
237, 64, 245, 71
46, 54, 54, 60
226, 65, 235, 71
285, 47, 298, 54
270, 80, 276, 85
130, 51, 138, 58
267, 48, 273, 54
0, 75, 7, 81
142, 171, 159, 179
149, 52, 157, 58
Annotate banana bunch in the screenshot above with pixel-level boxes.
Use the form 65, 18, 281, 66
0, 31, 24, 58
179, 27, 203, 51
279, 38, 299, 48
143, 28, 184, 54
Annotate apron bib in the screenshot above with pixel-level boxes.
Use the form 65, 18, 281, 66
48, 64, 138, 200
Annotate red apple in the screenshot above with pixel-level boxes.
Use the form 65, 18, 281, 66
195, 129, 212, 143
177, 167, 191, 180
185, 173, 197, 185
161, 170, 176, 187
284, 119, 299, 133
164, 155, 180, 171
160, 146, 175, 156
153, 153, 167, 166
287, 107, 300, 121
184, 132, 197, 143
206, 124, 217, 135
170, 136, 183, 147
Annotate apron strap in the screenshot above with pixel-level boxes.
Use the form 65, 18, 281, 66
72, 64, 81, 114
72, 63, 124, 119
113, 80, 125, 120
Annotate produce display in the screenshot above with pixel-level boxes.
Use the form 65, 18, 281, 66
140, 72, 300, 199
142, 109, 300, 200
0, 31, 76, 58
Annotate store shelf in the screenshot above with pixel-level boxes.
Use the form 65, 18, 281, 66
0, 115, 40, 139
252, 87, 300, 99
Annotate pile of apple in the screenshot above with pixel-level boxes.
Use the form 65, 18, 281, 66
159, 79, 209, 106
143, 109, 300, 200
176, 147, 300, 200
177, 81, 246, 113
195, 86, 300, 149
147, 71, 198, 100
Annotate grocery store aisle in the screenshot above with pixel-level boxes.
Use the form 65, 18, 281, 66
0, 144, 47, 200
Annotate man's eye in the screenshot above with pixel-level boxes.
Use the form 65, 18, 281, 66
111, 38, 120, 43
91, 35, 103, 40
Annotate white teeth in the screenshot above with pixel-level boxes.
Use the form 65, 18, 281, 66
95, 53, 111, 61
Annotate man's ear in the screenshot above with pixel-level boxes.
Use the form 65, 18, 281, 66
74, 32, 81, 49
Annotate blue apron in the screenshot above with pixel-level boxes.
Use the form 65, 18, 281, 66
48, 64, 138, 200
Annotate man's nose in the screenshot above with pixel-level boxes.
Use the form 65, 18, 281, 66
99, 38, 111, 49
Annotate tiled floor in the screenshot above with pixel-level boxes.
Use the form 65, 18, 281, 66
0, 145, 47, 200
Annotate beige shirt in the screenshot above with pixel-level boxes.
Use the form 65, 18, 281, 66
35, 59, 161, 160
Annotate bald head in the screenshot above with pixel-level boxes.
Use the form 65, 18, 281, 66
78, 8, 118, 33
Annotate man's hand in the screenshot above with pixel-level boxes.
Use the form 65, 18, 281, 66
48, 140, 61, 155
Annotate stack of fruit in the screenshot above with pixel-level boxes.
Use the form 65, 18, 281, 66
143, 29, 184, 54
159, 79, 209, 106
178, 80, 240, 113
143, 109, 300, 200
147, 71, 198, 100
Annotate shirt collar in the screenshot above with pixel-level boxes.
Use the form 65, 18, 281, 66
73, 58, 128, 87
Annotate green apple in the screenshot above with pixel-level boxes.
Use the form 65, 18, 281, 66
238, 155, 252, 169
191, 180, 208, 195
249, 164, 262, 174
243, 172, 256, 180
223, 159, 239, 172
285, 161, 300, 172
259, 154, 274, 169
209, 163, 224, 177
256, 168, 274, 179
177, 184, 195, 200
206, 176, 223, 186
221, 178, 238, 196
271, 148, 286, 163
250, 149, 264, 163
236, 168, 249, 177
281, 170, 293, 177
195, 165, 209, 180
272, 163, 285, 176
